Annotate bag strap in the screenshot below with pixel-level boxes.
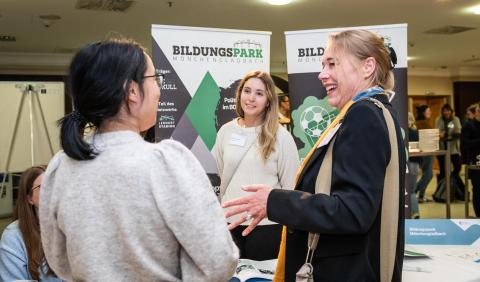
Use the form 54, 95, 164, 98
219, 138, 256, 198
314, 136, 336, 195
368, 98, 400, 282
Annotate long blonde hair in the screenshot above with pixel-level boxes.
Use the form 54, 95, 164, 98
235, 70, 279, 161
408, 112, 417, 130
328, 29, 395, 91
14, 165, 55, 280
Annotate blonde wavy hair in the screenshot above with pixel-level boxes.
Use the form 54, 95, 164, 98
328, 29, 395, 91
408, 112, 417, 130
235, 70, 279, 161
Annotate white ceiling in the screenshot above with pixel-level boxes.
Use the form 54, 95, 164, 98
1, 0, 480, 75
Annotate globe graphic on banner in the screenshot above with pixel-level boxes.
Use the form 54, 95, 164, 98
292, 96, 339, 160
300, 106, 331, 138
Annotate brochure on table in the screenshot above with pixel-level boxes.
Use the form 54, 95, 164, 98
229, 259, 276, 282
404, 219, 480, 282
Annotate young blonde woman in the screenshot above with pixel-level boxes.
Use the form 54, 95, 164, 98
0, 165, 63, 281
212, 70, 299, 260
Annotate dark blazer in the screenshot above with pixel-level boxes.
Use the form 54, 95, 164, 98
267, 95, 406, 282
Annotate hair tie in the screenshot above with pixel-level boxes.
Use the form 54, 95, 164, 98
71, 110, 87, 124
388, 46, 397, 70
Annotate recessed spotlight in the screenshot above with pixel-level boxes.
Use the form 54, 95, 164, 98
267, 0, 292, 5
39, 14, 61, 28
39, 14, 61, 20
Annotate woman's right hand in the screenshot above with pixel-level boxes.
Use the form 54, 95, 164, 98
222, 184, 273, 236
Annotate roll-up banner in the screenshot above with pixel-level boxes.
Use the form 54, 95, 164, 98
285, 24, 409, 213
152, 25, 271, 194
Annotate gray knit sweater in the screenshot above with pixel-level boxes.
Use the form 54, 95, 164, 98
39, 131, 239, 281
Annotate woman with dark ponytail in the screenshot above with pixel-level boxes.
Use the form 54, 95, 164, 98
39, 38, 238, 281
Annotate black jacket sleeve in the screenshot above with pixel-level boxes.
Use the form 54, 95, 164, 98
267, 101, 391, 235
461, 122, 480, 150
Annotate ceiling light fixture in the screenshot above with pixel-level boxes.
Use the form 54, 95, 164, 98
267, 0, 292, 5
472, 5, 480, 14
39, 15, 62, 28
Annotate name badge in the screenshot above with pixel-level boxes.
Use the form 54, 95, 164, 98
317, 123, 341, 148
229, 133, 247, 147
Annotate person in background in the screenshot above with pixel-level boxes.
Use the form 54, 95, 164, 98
223, 29, 405, 281
0, 165, 63, 282
212, 70, 299, 260
461, 103, 478, 164
39, 38, 238, 281
278, 94, 292, 131
465, 103, 478, 122
460, 104, 480, 216
408, 113, 421, 218
435, 103, 462, 185
415, 104, 434, 203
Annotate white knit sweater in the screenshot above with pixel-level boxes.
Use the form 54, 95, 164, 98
212, 119, 300, 225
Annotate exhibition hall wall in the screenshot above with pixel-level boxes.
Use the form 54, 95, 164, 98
0, 82, 64, 172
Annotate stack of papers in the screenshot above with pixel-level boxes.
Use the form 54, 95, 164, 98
418, 129, 439, 152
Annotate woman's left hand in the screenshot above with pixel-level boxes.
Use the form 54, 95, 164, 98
222, 184, 273, 236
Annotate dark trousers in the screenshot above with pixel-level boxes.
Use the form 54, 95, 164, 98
231, 224, 282, 260
470, 170, 480, 217
437, 154, 462, 181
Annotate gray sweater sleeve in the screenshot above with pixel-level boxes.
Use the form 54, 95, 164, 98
152, 140, 239, 281
39, 152, 74, 281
